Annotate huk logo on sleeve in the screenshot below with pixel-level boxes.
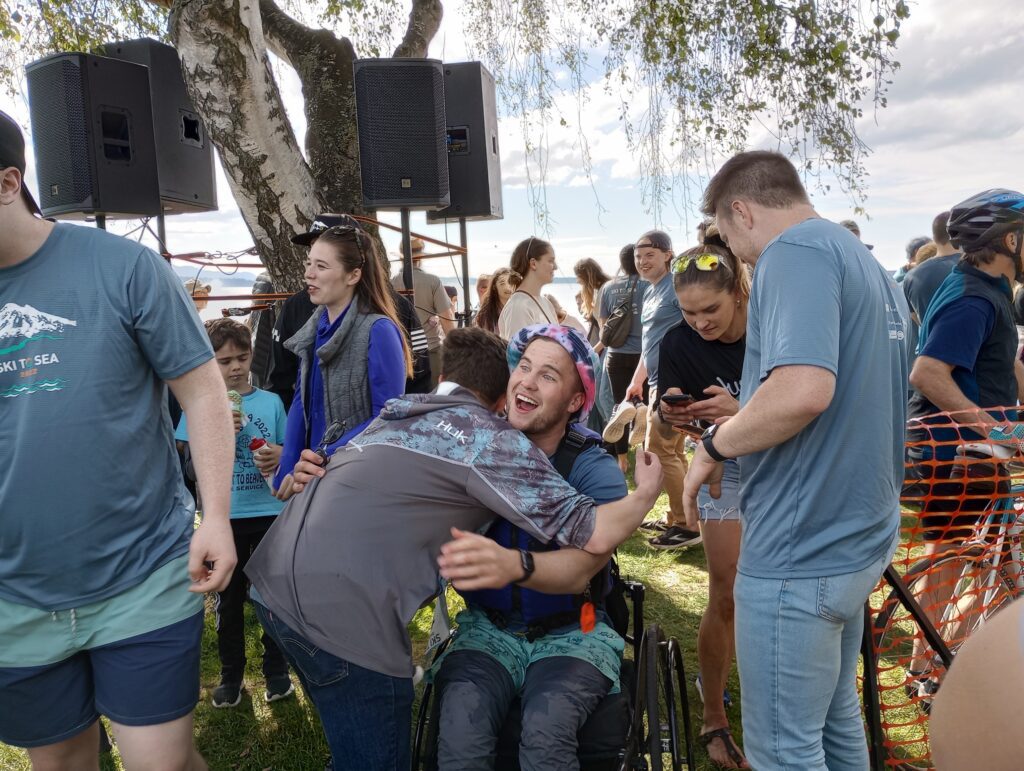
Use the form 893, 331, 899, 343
0, 303, 75, 398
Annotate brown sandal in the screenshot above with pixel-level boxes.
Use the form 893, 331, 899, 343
700, 726, 747, 768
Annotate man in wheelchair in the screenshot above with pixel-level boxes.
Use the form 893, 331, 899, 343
431, 324, 632, 771
245, 327, 663, 770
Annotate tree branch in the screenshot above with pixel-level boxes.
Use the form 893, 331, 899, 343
393, 0, 443, 58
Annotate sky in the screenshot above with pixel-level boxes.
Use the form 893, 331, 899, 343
3, 0, 1024, 297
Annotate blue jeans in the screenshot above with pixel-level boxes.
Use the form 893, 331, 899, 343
254, 603, 412, 771
734, 537, 896, 770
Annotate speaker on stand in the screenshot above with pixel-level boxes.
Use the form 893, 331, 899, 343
426, 61, 504, 318
353, 57, 449, 291
25, 52, 161, 222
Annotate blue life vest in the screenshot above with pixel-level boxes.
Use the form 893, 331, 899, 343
459, 427, 612, 636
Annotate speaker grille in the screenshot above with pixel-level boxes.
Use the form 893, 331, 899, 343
354, 60, 449, 208
27, 58, 93, 209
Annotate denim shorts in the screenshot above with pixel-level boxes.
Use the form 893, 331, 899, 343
697, 459, 741, 522
0, 611, 203, 748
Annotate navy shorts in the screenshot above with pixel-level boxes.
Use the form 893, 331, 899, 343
0, 611, 203, 748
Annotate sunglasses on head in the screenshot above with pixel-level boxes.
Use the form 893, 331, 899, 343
320, 225, 368, 267
672, 253, 720, 273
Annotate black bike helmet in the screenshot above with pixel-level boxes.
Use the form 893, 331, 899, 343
947, 189, 1024, 253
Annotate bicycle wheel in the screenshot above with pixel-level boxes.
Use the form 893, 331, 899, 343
644, 625, 664, 771
871, 545, 1019, 768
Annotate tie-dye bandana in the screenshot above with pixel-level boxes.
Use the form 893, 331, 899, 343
507, 323, 599, 421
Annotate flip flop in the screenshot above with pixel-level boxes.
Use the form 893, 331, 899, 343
700, 726, 748, 768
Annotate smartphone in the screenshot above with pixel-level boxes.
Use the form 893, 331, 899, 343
660, 393, 696, 406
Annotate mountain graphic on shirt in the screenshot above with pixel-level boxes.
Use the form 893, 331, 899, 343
0, 303, 77, 355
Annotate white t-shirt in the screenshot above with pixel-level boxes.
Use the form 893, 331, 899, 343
498, 291, 557, 339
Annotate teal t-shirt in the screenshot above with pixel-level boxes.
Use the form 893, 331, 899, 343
738, 218, 910, 579
640, 272, 680, 390
176, 387, 286, 519
0, 223, 213, 610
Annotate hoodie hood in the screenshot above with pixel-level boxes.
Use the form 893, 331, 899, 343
378, 386, 486, 422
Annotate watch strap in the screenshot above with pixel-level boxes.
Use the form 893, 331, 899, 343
702, 426, 728, 462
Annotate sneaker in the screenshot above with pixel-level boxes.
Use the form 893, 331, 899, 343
638, 518, 670, 533
695, 673, 732, 709
602, 400, 637, 444
648, 525, 702, 550
265, 675, 295, 703
212, 680, 243, 708
628, 403, 649, 447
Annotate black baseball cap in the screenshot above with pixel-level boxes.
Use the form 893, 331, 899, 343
636, 230, 673, 251
291, 213, 364, 246
0, 110, 41, 216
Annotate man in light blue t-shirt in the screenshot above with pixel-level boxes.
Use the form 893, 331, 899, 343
683, 151, 909, 770
0, 112, 236, 769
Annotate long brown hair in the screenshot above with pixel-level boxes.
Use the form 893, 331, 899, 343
475, 267, 519, 334
672, 242, 751, 303
510, 236, 553, 278
317, 228, 413, 377
573, 258, 610, 320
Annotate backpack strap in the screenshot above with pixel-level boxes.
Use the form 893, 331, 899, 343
551, 426, 599, 480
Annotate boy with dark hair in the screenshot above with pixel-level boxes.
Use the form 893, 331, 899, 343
175, 318, 293, 708
245, 326, 663, 770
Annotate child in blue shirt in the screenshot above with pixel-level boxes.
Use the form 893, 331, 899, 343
175, 319, 293, 707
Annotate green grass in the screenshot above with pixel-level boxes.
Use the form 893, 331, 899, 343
1, 489, 741, 770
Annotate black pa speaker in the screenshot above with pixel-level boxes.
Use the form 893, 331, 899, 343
427, 62, 503, 223
353, 58, 449, 210
102, 39, 218, 214
25, 53, 160, 219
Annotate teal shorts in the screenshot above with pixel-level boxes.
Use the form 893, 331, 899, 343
429, 607, 624, 693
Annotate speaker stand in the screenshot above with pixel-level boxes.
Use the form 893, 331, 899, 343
459, 218, 470, 322
156, 212, 168, 254
400, 208, 414, 292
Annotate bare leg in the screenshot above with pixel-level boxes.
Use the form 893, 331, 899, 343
698, 520, 748, 768
25, 722, 101, 771
110, 713, 207, 771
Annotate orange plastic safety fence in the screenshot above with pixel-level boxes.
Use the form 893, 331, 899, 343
861, 408, 1023, 768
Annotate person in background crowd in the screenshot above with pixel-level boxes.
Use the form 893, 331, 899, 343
392, 237, 455, 388
274, 223, 412, 499
499, 237, 560, 339
903, 211, 960, 373
686, 150, 909, 769
444, 284, 459, 320
475, 267, 518, 335
175, 319, 293, 709
913, 241, 937, 266
248, 270, 277, 389
475, 273, 492, 306
184, 278, 211, 312
904, 190, 1024, 711
600, 244, 649, 472
0, 110, 236, 770
657, 239, 750, 768
625, 230, 703, 550
574, 258, 611, 349
546, 292, 587, 335
894, 235, 931, 283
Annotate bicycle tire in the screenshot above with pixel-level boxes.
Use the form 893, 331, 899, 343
870, 545, 1019, 769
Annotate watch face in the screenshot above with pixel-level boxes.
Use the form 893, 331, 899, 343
701, 423, 717, 440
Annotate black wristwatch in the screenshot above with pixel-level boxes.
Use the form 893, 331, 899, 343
701, 423, 729, 463
515, 550, 535, 584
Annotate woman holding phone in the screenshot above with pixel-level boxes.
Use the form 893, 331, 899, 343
657, 230, 750, 769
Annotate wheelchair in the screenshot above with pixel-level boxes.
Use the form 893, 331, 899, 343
412, 573, 697, 771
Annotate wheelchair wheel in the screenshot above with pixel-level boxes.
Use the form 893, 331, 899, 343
638, 624, 694, 771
